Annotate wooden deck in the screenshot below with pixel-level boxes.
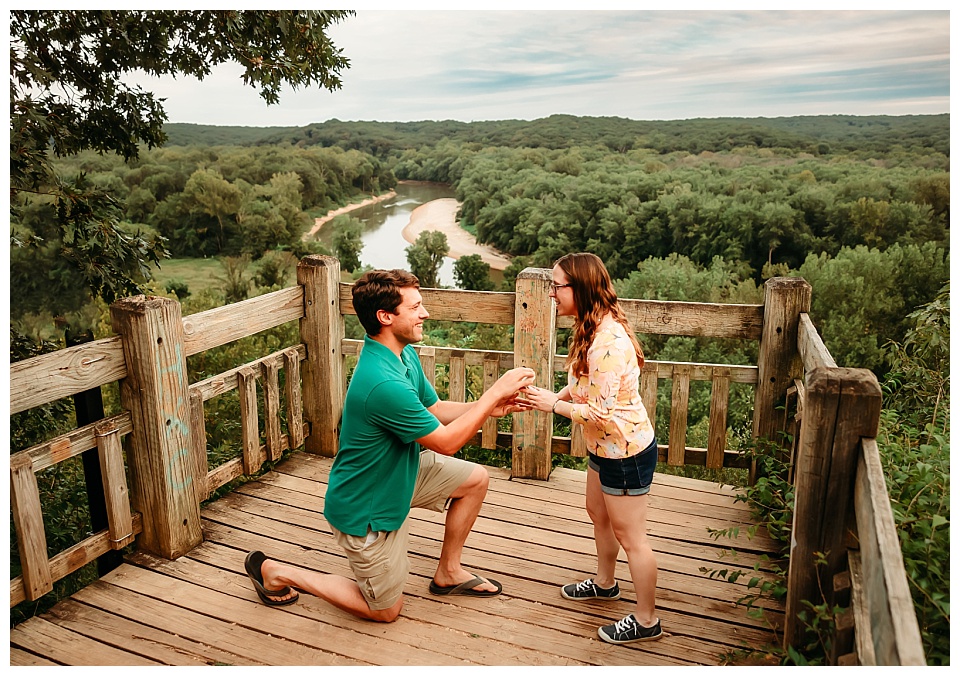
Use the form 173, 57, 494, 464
10, 452, 785, 666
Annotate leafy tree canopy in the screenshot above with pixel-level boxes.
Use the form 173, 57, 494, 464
9, 9, 353, 316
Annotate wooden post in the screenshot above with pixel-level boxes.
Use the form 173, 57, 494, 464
512, 268, 556, 480
706, 366, 731, 469
298, 255, 344, 457
752, 277, 811, 483
784, 367, 881, 650
109, 295, 203, 559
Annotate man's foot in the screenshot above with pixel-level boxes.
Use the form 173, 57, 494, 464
598, 614, 663, 644
430, 572, 501, 596
561, 577, 621, 601
244, 551, 299, 606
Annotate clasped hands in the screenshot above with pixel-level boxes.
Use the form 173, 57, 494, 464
488, 367, 562, 417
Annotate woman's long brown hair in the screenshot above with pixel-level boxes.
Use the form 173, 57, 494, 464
555, 252, 644, 378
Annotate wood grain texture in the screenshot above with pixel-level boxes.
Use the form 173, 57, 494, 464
854, 439, 926, 665
10, 452, 783, 665
512, 268, 557, 480
10, 453, 53, 601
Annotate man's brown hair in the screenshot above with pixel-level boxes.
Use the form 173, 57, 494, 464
352, 269, 421, 336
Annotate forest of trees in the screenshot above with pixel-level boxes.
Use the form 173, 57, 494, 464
15, 114, 948, 377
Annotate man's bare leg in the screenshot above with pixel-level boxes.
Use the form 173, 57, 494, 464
259, 558, 403, 622
431, 464, 498, 592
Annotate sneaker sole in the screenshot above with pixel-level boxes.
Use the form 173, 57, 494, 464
561, 589, 621, 601
597, 628, 663, 644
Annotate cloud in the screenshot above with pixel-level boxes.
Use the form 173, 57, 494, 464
133, 9, 949, 125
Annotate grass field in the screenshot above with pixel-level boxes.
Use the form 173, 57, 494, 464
149, 257, 230, 295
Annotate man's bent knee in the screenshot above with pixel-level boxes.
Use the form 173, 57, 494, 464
368, 596, 403, 622
450, 464, 489, 499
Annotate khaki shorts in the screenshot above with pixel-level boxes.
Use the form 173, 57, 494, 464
331, 450, 477, 610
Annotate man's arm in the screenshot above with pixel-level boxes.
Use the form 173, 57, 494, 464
417, 368, 535, 456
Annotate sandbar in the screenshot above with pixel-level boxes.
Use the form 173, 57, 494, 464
401, 198, 512, 271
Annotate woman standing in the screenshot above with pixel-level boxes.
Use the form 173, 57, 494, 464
524, 252, 662, 644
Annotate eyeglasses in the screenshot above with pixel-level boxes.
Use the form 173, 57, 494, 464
549, 283, 571, 293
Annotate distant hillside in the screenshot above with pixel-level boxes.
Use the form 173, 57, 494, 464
163, 114, 949, 158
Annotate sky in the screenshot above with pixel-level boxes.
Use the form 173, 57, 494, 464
128, 7, 952, 128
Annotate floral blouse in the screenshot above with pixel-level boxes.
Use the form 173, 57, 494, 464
568, 321, 655, 459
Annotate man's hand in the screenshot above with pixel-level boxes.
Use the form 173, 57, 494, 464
490, 367, 536, 401
491, 393, 534, 418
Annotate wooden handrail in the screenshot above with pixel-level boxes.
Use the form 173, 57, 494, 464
339, 281, 765, 339
798, 312, 838, 371
851, 438, 926, 665
9, 287, 305, 415
9, 336, 126, 415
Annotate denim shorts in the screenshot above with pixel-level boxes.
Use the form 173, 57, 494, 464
588, 438, 658, 496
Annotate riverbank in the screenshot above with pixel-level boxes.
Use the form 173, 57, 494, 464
303, 190, 397, 240
401, 198, 512, 271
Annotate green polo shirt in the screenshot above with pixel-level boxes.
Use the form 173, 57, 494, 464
323, 335, 440, 537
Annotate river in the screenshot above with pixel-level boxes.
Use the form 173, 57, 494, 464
310, 182, 503, 288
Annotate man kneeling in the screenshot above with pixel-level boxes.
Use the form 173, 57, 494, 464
245, 269, 534, 621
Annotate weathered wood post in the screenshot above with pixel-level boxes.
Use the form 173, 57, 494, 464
784, 367, 882, 650
298, 255, 344, 456
512, 268, 556, 480
752, 277, 811, 482
110, 295, 203, 559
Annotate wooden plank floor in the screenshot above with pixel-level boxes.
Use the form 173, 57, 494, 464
10, 452, 785, 666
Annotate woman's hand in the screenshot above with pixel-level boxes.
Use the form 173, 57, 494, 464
491, 394, 534, 417
522, 385, 560, 413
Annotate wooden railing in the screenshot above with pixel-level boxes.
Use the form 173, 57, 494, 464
10, 287, 309, 599
785, 313, 925, 665
8, 255, 924, 663
334, 265, 772, 479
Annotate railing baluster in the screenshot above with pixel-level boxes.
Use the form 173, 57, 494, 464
238, 366, 261, 474
570, 421, 588, 457
706, 366, 731, 469
668, 364, 691, 466
640, 361, 658, 440
261, 360, 282, 461
481, 355, 499, 449
419, 346, 436, 387
283, 348, 304, 450
449, 352, 466, 403
94, 422, 135, 550
189, 390, 209, 502
10, 454, 53, 601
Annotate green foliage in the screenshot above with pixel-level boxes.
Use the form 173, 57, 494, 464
217, 255, 252, 304
333, 217, 365, 273
163, 278, 191, 300
453, 254, 495, 291
797, 243, 949, 372
10, 9, 354, 333
406, 230, 449, 288
876, 283, 949, 665
234, 114, 948, 161
253, 250, 298, 291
